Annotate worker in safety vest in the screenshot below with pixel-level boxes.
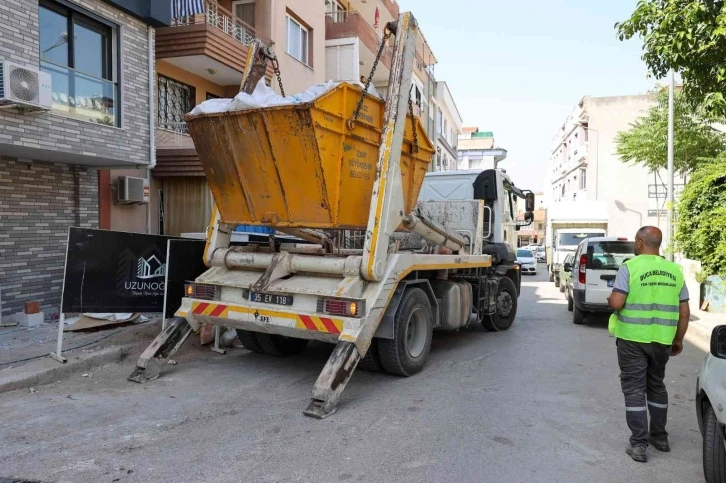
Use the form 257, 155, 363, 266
607, 226, 690, 463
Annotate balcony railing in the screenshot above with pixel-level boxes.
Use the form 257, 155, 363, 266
156, 121, 194, 148
171, 0, 259, 46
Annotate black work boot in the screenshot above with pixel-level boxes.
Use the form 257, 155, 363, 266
648, 435, 670, 452
626, 444, 647, 463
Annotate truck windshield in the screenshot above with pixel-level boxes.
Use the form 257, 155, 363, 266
588, 241, 635, 270
558, 232, 601, 246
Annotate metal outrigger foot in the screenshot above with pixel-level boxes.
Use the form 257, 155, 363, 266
303, 341, 361, 419
128, 317, 193, 383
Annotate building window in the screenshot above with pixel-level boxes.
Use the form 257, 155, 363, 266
325, 0, 346, 22
157, 75, 196, 129
580, 168, 587, 190
286, 15, 309, 65
232, 0, 255, 27
437, 108, 443, 134
39, 0, 118, 126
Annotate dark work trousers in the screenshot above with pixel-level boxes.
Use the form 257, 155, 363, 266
616, 338, 671, 446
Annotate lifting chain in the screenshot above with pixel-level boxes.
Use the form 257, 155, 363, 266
408, 87, 419, 154
271, 56, 285, 98
348, 28, 392, 130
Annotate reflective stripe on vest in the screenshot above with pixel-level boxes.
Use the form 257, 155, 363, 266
608, 255, 684, 345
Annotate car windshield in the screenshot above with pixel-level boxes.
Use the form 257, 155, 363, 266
588, 241, 635, 270
559, 232, 602, 246
517, 249, 533, 258
537, 246, 544, 253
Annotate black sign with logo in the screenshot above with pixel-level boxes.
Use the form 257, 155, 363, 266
62, 228, 174, 313
164, 239, 207, 317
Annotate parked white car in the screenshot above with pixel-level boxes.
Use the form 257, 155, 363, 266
567, 237, 634, 324
516, 248, 537, 275
696, 325, 726, 482
535, 245, 545, 263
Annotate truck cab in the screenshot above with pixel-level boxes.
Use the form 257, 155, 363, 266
549, 228, 606, 288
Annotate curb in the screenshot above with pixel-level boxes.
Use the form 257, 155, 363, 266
0, 345, 131, 395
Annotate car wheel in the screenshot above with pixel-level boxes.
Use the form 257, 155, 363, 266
567, 288, 574, 312
573, 304, 584, 325
559, 282, 565, 293
554, 276, 560, 288
703, 404, 726, 483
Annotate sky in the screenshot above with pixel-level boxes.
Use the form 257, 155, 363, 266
397, 0, 657, 193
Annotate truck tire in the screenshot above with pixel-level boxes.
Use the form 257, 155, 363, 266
378, 287, 433, 377
482, 276, 518, 332
256, 333, 309, 356
703, 404, 726, 483
573, 304, 585, 325
358, 339, 384, 372
236, 329, 266, 354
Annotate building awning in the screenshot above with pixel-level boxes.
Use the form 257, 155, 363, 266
171, 0, 205, 20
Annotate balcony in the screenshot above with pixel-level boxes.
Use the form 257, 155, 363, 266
154, 121, 205, 177
156, 1, 269, 85
325, 10, 392, 84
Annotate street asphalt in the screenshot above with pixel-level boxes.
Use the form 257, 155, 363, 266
0, 265, 707, 483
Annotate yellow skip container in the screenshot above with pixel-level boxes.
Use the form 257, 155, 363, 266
185, 82, 435, 230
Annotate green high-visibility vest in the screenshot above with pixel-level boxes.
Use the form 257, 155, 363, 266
608, 255, 684, 345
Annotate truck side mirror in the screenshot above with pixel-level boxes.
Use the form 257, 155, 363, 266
563, 262, 572, 272
525, 192, 535, 212
711, 325, 726, 359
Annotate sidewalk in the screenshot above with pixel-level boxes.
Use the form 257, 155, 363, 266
685, 299, 724, 352
0, 318, 162, 394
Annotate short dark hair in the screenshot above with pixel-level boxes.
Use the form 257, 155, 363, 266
636, 226, 662, 248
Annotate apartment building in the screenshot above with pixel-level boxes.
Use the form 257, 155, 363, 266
324, 0, 439, 139
433, 81, 462, 171
457, 128, 508, 171
153, 0, 325, 236
0, 0, 170, 317
546, 94, 684, 239
516, 193, 546, 246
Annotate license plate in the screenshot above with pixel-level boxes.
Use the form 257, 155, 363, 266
607, 280, 614, 288
249, 292, 293, 306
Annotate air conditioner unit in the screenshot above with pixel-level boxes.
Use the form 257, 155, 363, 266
117, 176, 150, 205
0, 61, 52, 111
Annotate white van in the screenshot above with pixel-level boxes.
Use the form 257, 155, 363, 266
565, 237, 635, 324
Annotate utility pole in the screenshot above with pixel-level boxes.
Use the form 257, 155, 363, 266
666, 69, 675, 261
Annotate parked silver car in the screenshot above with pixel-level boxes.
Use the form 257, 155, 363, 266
696, 325, 726, 482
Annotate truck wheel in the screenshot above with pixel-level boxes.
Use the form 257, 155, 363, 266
548, 270, 554, 282
378, 287, 433, 377
482, 276, 518, 332
257, 333, 309, 356
703, 404, 726, 483
573, 304, 585, 325
358, 339, 384, 372
236, 329, 266, 354
554, 276, 560, 288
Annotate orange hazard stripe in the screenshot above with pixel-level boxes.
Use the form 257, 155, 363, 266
296, 315, 342, 334
192, 302, 228, 317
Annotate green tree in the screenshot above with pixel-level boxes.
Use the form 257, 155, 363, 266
615, 89, 726, 175
616, 0, 726, 117
675, 157, 726, 276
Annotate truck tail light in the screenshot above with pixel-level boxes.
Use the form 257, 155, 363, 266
578, 255, 587, 284
184, 283, 219, 301
318, 298, 364, 317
